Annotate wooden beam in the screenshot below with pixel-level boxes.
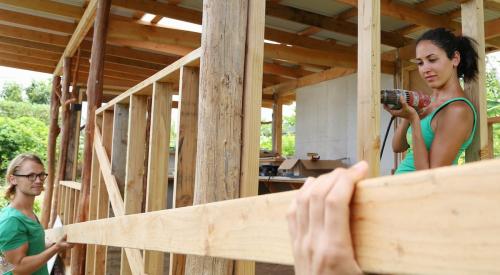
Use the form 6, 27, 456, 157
0, 8, 76, 34
73, 0, 111, 274
84, 144, 100, 274
462, 0, 489, 161
357, 0, 381, 177
96, 48, 201, 114
272, 99, 283, 155
60, 181, 82, 191
485, 18, 500, 40
236, 1, 266, 274
144, 82, 173, 275
46, 158, 500, 274
42, 76, 61, 228
0, 24, 69, 46
265, 2, 410, 48
169, 66, 199, 275
54, 0, 97, 75
336, 0, 459, 31
488, 116, 500, 124
0, 36, 64, 53
94, 110, 113, 274
121, 95, 148, 275
263, 67, 356, 96
184, 0, 248, 274
0, 0, 83, 19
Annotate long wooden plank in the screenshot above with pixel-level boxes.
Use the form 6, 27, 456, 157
93, 127, 146, 274
121, 95, 148, 275
84, 147, 100, 274
169, 66, 199, 275
96, 48, 201, 114
263, 67, 356, 96
94, 110, 113, 274
54, 0, 97, 75
357, 0, 381, 177
46, 158, 500, 273
144, 82, 173, 275
462, 0, 488, 161
59, 181, 82, 191
0, 0, 83, 19
236, 1, 266, 274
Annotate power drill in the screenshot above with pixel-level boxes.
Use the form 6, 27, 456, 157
380, 89, 431, 110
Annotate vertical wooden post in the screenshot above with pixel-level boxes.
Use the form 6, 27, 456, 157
65, 87, 82, 181
84, 114, 102, 274
120, 95, 148, 275
462, 0, 488, 161
236, 0, 266, 274
74, 0, 111, 274
488, 123, 494, 158
106, 103, 129, 274
184, 0, 249, 274
357, 0, 381, 177
59, 57, 72, 180
170, 67, 199, 275
42, 75, 61, 228
49, 57, 72, 228
144, 82, 173, 275
272, 98, 283, 156
94, 110, 113, 274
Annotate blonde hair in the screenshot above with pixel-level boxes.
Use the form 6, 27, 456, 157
4, 153, 44, 200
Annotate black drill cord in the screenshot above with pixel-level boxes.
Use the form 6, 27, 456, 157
380, 116, 396, 160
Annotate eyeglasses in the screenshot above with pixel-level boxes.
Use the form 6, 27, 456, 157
13, 173, 48, 182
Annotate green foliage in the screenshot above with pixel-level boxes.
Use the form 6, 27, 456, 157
25, 79, 51, 105
486, 61, 500, 158
0, 100, 50, 125
0, 82, 23, 102
260, 106, 296, 157
0, 116, 48, 182
0, 185, 7, 209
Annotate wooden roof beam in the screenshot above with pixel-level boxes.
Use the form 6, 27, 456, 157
336, 0, 460, 31
54, 0, 97, 75
265, 2, 411, 48
0, 0, 83, 19
416, 0, 471, 10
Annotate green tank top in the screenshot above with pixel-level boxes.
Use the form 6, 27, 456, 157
0, 205, 49, 275
395, 97, 477, 174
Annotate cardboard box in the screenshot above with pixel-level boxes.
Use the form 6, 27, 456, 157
278, 158, 348, 177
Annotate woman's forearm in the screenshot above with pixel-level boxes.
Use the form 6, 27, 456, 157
392, 119, 410, 152
12, 244, 59, 274
410, 116, 430, 170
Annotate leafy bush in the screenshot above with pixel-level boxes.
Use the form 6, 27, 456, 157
0, 116, 48, 182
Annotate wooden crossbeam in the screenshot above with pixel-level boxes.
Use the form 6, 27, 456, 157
265, 2, 410, 48
54, 0, 97, 75
96, 48, 201, 114
0, 8, 76, 34
336, 0, 459, 31
59, 181, 82, 191
0, 0, 83, 19
263, 67, 356, 96
45, 159, 500, 273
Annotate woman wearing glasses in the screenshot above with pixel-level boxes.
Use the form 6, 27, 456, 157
0, 153, 72, 275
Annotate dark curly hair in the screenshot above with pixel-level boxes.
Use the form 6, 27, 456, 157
416, 28, 479, 82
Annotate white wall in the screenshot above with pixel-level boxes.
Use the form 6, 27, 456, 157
296, 73, 395, 175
